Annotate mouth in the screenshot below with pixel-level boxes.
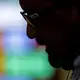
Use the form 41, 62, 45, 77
36, 38, 45, 45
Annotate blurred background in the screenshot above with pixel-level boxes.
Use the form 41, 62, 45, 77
0, 0, 56, 80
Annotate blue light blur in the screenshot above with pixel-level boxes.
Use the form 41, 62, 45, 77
3, 29, 37, 56
0, 75, 33, 80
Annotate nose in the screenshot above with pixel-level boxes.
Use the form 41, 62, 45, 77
27, 23, 36, 39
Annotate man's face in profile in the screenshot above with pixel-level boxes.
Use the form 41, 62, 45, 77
19, 0, 80, 69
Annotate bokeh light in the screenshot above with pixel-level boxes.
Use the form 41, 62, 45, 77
0, 0, 56, 80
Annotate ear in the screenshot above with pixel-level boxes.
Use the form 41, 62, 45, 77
27, 23, 36, 39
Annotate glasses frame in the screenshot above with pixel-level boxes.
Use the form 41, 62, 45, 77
20, 12, 40, 28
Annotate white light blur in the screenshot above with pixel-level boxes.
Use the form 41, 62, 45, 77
0, 3, 26, 30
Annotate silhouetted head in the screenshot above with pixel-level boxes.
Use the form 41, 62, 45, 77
19, 0, 80, 70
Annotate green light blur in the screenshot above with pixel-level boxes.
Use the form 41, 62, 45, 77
5, 49, 55, 78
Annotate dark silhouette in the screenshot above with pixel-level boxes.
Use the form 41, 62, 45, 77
19, 0, 80, 72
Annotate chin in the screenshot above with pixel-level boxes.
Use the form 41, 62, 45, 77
45, 46, 76, 70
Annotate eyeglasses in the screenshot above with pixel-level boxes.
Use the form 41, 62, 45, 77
20, 6, 54, 28
20, 12, 40, 28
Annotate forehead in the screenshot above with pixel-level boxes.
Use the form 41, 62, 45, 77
19, 0, 80, 14
19, 0, 53, 12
